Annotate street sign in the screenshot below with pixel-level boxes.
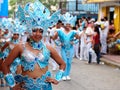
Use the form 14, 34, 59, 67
0, 0, 8, 18
0, 0, 3, 11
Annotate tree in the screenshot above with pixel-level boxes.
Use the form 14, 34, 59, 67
9, 0, 66, 17
9, 0, 17, 17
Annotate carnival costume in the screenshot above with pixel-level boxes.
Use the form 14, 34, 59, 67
14, 40, 52, 90
57, 30, 77, 77
4, 0, 64, 90
57, 13, 77, 78
0, 18, 13, 87
9, 19, 26, 74
0, 18, 26, 87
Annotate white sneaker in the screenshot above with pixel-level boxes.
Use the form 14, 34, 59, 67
66, 76, 71, 80
100, 62, 104, 65
62, 76, 67, 81
79, 58, 83, 60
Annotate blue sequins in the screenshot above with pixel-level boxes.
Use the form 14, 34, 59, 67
21, 41, 50, 71
14, 71, 52, 90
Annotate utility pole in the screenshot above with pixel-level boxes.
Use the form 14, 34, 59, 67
59, 0, 62, 9
76, 0, 78, 11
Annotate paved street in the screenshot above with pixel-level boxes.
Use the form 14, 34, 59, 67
52, 58, 120, 90
1, 58, 120, 90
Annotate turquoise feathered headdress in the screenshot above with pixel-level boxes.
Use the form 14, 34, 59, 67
24, 0, 50, 31
60, 12, 77, 26
25, 0, 61, 30
15, 5, 25, 23
11, 19, 26, 35
15, 0, 61, 33
1, 18, 13, 31
39, 9, 61, 30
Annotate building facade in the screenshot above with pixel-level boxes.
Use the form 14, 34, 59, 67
85, 0, 120, 32
59, 0, 99, 19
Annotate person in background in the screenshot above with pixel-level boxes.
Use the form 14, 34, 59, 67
108, 20, 115, 38
52, 21, 79, 81
73, 25, 80, 59
49, 20, 63, 71
81, 17, 86, 30
92, 25, 101, 64
79, 26, 87, 61
100, 17, 109, 55
85, 19, 95, 63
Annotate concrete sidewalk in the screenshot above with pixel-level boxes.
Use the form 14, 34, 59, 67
101, 55, 120, 68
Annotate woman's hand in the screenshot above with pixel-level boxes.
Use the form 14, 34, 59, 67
46, 77, 59, 85
12, 83, 24, 90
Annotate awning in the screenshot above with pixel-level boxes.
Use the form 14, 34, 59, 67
85, 0, 120, 3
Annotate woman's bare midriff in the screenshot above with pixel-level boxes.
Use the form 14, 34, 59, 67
21, 64, 48, 79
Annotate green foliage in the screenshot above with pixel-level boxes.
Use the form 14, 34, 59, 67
9, 0, 66, 17
9, 0, 17, 6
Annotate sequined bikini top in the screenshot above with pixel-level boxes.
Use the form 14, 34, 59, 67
9, 39, 19, 50
21, 41, 50, 71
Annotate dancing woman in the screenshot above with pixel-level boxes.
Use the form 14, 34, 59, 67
0, 20, 23, 87
1, 26, 66, 90
1, 1, 66, 89
52, 14, 79, 80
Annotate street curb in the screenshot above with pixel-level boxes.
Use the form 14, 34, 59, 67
100, 58, 120, 68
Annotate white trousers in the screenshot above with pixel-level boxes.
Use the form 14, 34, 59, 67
86, 42, 92, 60
73, 43, 79, 58
80, 44, 87, 60
100, 33, 107, 54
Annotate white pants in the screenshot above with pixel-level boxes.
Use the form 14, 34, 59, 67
86, 42, 92, 60
74, 43, 79, 58
80, 45, 87, 60
101, 33, 107, 54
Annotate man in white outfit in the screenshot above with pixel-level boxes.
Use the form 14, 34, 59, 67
49, 25, 58, 71
85, 19, 94, 62
49, 20, 63, 71
73, 25, 80, 59
79, 26, 87, 60
100, 17, 109, 54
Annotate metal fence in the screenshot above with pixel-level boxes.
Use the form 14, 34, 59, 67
59, 1, 99, 15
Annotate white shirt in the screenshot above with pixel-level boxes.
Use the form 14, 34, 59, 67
79, 31, 87, 46
85, 27, 94, 42
85, 27, 94, 35
104, 21, 109, 36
